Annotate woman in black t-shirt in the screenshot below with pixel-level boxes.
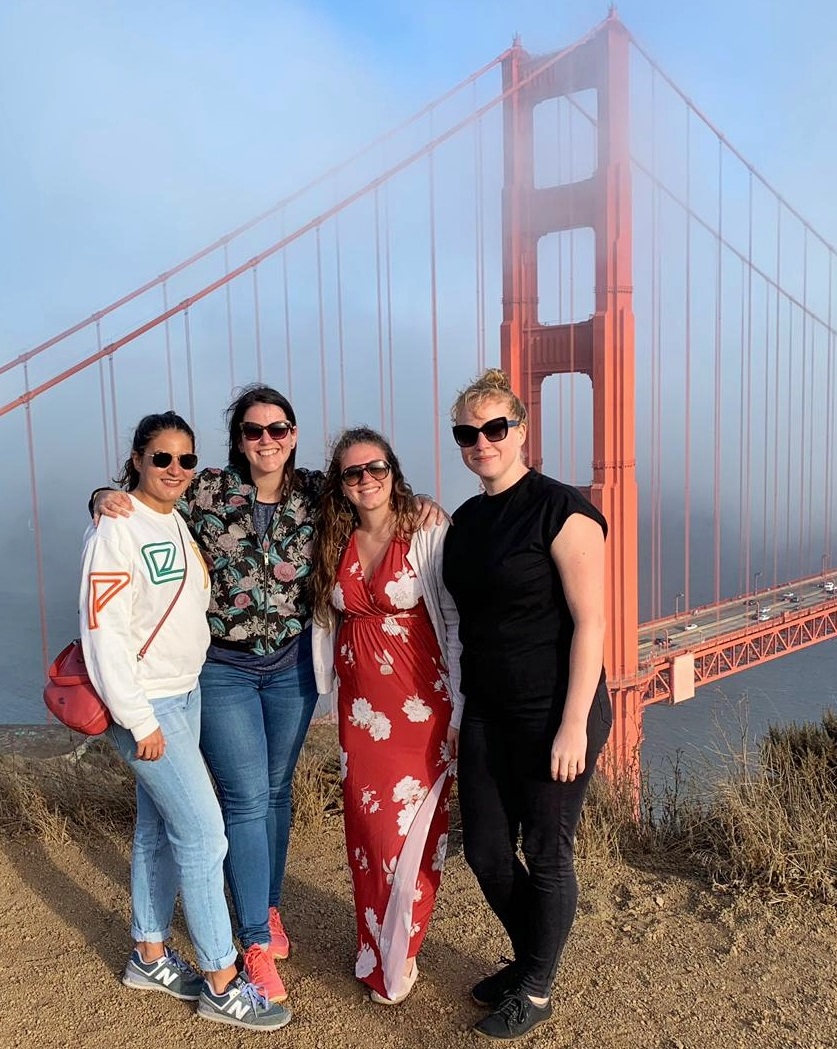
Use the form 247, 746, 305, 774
442, 368, 612, 1042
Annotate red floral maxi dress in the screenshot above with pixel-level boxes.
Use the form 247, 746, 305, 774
332, 532, 456, 1000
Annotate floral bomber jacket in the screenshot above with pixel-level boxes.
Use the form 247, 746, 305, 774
178, 466, 324, 656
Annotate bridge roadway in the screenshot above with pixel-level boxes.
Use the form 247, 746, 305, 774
635, 574, 837, 704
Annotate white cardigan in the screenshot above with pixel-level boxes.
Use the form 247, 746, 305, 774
311, 520, 464, 729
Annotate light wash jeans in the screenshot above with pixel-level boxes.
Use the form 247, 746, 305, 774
107, 685, 237, 972
198, 653, 318, 948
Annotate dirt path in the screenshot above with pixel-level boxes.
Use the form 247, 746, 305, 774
2, 730, 836, 1049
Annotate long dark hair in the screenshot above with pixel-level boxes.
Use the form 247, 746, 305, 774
225, 384, 298, 499
115, 411, 195, 491
310, 427, 416, 625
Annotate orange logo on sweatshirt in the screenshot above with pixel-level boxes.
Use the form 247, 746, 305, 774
88, 572, 131, 629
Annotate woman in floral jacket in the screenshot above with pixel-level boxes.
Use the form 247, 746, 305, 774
310, 427, 462, 1006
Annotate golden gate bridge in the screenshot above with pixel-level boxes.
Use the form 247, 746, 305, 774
3, 12, 836, 771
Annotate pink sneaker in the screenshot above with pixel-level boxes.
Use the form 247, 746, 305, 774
242, 943, 288, 1003
268, 907, 290, 960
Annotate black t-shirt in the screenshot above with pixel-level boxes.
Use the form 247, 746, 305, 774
442, 469, 607, 714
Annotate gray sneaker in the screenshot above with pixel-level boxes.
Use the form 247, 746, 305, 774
197, 973, 292, 1031
122, 946, 204, 1001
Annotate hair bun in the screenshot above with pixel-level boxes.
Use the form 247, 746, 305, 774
482, 368, 511, 391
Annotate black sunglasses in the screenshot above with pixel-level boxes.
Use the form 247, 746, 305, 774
147, 451, 198, 470
240, 420, 295, 441
340, 460, 391, 486
451, 416, 520, 448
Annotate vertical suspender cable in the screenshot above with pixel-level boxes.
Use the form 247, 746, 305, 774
162, 281, 174, 407
282, 238, 294, 401
650, 69, 660, 618
253, 266, 263, 382
568, 108, 576, 485
183, 309, 195, 426
374, 189, 386, 432
428, 151, 442, 502
743, 171, 754, 592
384, 187, 395, 438
683, 110, 692, 611
785, 302, 793, 573
761, 282, 771, 578
799, 230, 808, 573
315, 226, 329, 451
224, 243, 235, 393
557, 98, 565, 479
737, 257, 747, 594
95, 321, 110, 475
712, 140, 723, 608
335, 216, 347, 430
23, 373, 50, 681
805, 267, 816, 571
97, 358, 110, 477
825, 253, 834, 565
474, 110, 487, 373
108, 352, 120, 472
772, 201, 782, 583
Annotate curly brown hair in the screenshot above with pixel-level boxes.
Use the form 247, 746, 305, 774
311, 427, 417, 626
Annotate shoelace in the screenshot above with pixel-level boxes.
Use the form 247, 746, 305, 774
164, 947, 193, 974
494, 991, 528, 1025
236, 977, 271, 1012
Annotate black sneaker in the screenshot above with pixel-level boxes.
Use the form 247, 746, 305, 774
121, 946, 204, 1001
471, 961, 520, 1008
472, 991, 552, 1041
197, 973, 292, 1031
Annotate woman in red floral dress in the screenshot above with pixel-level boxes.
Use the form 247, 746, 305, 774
311, 427, 462, 1005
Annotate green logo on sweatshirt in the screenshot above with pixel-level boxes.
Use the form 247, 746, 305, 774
141, 542, 185, 585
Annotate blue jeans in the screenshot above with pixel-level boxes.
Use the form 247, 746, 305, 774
198, 653, 318, 949
106, 686, 237, 972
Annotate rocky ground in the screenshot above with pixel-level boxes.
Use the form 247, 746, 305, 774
1, 726, 835, 1049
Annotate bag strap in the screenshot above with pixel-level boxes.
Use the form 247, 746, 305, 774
137, 517, 190, 662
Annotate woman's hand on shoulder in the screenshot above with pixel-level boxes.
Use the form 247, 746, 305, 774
413, 494, 448, 529
550, 722, 587, 782
135, 727, 165, 761
93, 489, 134, 525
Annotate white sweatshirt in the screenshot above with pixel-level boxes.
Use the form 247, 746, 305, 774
79, 495, 211, 741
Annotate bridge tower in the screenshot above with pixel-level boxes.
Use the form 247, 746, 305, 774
501, 14, 641, 771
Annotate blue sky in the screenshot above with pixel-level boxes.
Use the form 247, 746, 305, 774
2, 0, 837, 355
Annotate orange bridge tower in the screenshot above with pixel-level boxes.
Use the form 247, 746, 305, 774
501, 14, 641, 771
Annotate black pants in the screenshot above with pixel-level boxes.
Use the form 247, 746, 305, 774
457, 687, 612, 998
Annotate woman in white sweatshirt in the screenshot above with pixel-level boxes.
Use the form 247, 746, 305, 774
79, 411, 288, 1032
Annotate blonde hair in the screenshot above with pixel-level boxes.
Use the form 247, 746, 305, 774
450, 368, 528, 425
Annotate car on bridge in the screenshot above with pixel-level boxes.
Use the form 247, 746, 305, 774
782, 591, 797, 601
824, 580, 835, 593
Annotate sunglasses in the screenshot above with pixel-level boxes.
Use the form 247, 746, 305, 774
147, 451, 198, 470
240, 420, 295, 441
340, 460, 391, 486
451, 416, 520, 448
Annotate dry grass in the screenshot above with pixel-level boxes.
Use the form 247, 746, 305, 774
0, 725, 344, 846
3, 714, 836, 903
698, 711, 837, 900
291, 724, 343, 830
0, 740, 134, 844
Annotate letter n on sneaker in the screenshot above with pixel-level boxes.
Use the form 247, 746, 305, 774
197, 973, 292, 1031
